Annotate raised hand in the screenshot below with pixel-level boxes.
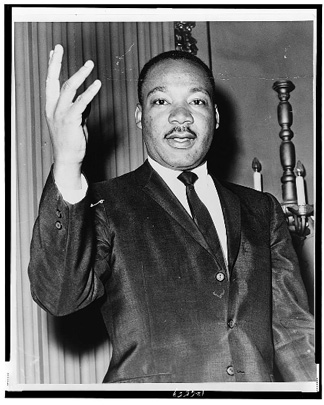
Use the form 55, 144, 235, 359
45, 44, 101, 189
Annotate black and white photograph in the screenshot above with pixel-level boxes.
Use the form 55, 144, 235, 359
7, 4, 321, 400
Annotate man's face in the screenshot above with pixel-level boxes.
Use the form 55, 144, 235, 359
135, 59, 219, 171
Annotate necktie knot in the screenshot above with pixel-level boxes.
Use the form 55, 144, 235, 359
178, 171, 198, 187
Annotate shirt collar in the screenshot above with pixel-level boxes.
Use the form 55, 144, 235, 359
147, 156, 208, 184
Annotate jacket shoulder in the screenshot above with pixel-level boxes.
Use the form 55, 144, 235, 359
89, 165, 145, 201
218, 179, 281, 213
220, 180, 265, 198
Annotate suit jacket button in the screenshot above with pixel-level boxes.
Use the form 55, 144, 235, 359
215, 272, 225, 282
226, 366, 234, 376
56, 209, 62, 218
55, 221, 62, 230
228, 319, 235, 329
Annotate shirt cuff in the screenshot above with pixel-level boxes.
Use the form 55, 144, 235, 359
56, 174, 88, 204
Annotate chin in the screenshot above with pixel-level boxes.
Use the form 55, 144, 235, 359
167, 158, 204, 171
151, 148, 206, 170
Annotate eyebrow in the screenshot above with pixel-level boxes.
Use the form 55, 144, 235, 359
146, 86, 211, 98
146, 86, 167, 98
190, 87, 211, 97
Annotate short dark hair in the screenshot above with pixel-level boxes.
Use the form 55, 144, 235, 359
137, 50, 217, 105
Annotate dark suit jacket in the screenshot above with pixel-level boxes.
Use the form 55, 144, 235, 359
28, 160, 316, 383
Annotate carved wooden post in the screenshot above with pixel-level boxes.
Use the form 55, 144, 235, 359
174, 22, 198, 55
272, 80, 297, 206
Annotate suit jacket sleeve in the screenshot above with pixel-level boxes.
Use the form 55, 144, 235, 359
268, 193, 316, 381
28, 168, 111, 316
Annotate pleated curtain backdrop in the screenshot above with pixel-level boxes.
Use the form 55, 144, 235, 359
14, 21, 174, 384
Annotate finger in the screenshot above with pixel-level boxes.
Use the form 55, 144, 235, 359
55, 60, 96, 112
69, 79, 102, 117
46, 44, 64, 117
47, 44, 63, 81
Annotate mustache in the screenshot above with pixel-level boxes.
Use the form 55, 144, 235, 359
165, 126, 197, 137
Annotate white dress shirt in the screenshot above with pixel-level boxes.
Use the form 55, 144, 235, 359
56, 173, 88, 204
57, 157, 228, 263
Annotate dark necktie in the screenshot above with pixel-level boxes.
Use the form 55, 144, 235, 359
178, 171, 225, 266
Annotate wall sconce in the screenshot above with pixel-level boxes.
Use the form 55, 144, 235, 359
272, 79, 313, 237
252, 80, 313, 238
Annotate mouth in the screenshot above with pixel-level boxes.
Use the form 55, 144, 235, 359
165, 128, 196, 149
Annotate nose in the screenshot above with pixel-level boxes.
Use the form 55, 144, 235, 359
168, 105, 194, 125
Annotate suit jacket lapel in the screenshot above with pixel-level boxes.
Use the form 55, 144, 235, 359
134, 161, 241, 272
212, 176, 241, 274
134, 161, 216, 259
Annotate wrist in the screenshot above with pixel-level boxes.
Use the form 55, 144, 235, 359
53, 161, 83, 190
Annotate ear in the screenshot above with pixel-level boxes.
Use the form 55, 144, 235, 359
214, 104, 220, 129
135, 104, 143, 130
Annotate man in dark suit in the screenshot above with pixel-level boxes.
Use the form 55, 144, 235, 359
28, 44, 316, 383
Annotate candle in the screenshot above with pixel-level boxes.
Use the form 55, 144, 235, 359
296, 161, 306, 205
252, 157, 262, 191
253, 172, 262, 191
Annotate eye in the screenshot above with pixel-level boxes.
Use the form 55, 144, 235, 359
190, 99, 207, 106
153, 99, 169, 106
